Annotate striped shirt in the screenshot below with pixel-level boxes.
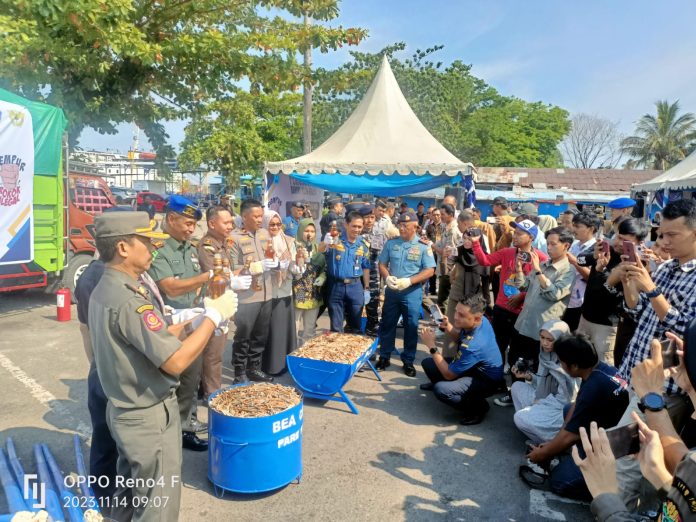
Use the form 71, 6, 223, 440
618, 258, 696, 394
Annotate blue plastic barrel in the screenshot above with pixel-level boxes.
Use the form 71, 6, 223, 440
208, 384, 303, 494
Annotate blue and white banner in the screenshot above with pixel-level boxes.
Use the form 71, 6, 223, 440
0, 100, 34, 264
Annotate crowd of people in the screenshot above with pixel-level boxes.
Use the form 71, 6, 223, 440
74, 190, 696, 520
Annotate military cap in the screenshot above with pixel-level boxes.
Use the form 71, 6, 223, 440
95, 211, 169, 240
375, 199, 387, 209
607, 197, 636, 209
400, 201, 409, 208
326, 197, 342, 207
166, 194, 202, 220
397, 211, 418, 224
344, 202, 362, 214
290, 201, 305, 209
357, 203, 375, 217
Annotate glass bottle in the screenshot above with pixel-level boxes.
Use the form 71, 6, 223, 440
242, 255, 262, 291
329, 220, 339, 248
208, 253, 228, 299
222, 258, 231, 279
264, 239, 275, 259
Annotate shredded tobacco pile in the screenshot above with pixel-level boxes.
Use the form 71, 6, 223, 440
210, 383, 301, 418
292, 332, 373, 364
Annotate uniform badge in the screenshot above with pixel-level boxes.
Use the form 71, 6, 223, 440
136, 304, 154, 314
191, 252, 201, 271
142, 310, 164, 331
335, 255, 341, 260
426, 247, 434, 257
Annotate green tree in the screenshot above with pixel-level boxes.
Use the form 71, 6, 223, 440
0, 0, 366, 164
311, 43, 570, 167
178, 90, 303, 182
621, 100, 696, 170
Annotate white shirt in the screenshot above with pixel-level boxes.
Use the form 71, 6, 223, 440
568, 238, 596, 309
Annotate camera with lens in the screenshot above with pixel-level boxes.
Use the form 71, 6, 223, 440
467, 228, 482, 237
514, 357, 531, 374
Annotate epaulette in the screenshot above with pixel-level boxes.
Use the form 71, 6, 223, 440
190, 239, 200, 248
418, 237, 431, 245
202, 237, 214, 246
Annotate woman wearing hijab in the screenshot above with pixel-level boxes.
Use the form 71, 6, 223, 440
511, 320, 579, 443
293, 219, 326, 346
262, 211, 301, 374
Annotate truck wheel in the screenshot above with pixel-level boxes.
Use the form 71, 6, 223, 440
63, 254, 93, 299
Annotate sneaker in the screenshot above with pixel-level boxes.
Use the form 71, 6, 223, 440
494, 394, 513, 407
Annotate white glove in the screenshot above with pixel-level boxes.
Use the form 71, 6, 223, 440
394, 277, 411, 291
229, 275, 252, 291
314, 273, 327, 287
386, 275, 398, 290
323, 233, 335, 246
169, 307, 205, 325
363, 290, 371, 305
203, 291, 238, 327
279, 259, 290, 270
249, 261, 264, 275
262, 258, 279, 271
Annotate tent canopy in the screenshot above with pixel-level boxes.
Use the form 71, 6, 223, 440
264, 56, 473, 195
634, 149, 696, 192
0, 88, 67, 176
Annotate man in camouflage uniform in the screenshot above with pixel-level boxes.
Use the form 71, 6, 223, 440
355, 202, 383, 337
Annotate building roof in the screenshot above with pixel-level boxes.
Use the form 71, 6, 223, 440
476, 167, 662, 192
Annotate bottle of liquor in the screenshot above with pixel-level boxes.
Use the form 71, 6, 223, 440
329, 221, 339, 248
208, 253, 228, 299
296, 245, 306, 270
222, 258, 231, 279
264, 239, 275, 260
242, 255, 262, 291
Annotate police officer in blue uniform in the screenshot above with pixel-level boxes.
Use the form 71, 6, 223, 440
322, 210, 371, 332
377, 211, 436, 377
283, 201, 304, 238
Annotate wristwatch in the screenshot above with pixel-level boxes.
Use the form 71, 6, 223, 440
534, 270, 542, 276
638, 392, 666, 413
645, 287, 662, 299
429, 347, 438, 354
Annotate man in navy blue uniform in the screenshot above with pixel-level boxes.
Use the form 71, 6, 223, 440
323, 210, 371, 332
377, 211, 436, 377
419, 294, 504, 425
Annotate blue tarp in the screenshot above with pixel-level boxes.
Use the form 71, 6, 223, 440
288, 171, 464, 197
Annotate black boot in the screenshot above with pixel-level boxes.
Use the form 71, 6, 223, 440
248, 369, 274, 383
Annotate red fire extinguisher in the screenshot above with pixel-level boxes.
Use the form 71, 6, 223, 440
57, 287, 71, 322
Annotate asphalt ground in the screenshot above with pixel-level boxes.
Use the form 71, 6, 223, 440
0, 290, 593, 521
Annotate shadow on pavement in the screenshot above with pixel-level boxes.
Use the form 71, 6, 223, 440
0, 289, 58, 317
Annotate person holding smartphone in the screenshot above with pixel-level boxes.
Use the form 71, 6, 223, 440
419, 294, 504, 425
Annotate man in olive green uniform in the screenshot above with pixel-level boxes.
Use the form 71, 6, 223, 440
228, 199, 278, 383
89, 211, 237, 522
147, 195, 212, 451
197, 206, 252, 397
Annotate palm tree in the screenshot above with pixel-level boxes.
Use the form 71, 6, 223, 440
621, 100, 696, 170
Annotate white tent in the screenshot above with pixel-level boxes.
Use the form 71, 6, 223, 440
264, 56, 474, 195
634, 149, 696, 192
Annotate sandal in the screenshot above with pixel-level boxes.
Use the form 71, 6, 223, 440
518, 464, 548, 489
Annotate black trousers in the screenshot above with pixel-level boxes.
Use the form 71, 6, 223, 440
87, 364, 117, 503
232, 300, 272, 375
437, 274, 451, 308
428, 253, 438, 295
491, 305, 519, 360
365, 250, 381, 336
421, 357, 498, 417
562, 307, 582, 332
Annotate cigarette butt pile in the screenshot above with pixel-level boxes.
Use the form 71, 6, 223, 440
292, 333, 373, 364
210, 383, 301, 418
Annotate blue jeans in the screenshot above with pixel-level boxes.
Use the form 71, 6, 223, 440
548, 402, 591, 500
421, 357, 497, 417
379, 285, 422, 364
328, 279, 363, 333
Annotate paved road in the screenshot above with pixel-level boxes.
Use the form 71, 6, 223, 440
0, 290, 593, 521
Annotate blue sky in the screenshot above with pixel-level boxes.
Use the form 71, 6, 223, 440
79, 0, 696, 154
